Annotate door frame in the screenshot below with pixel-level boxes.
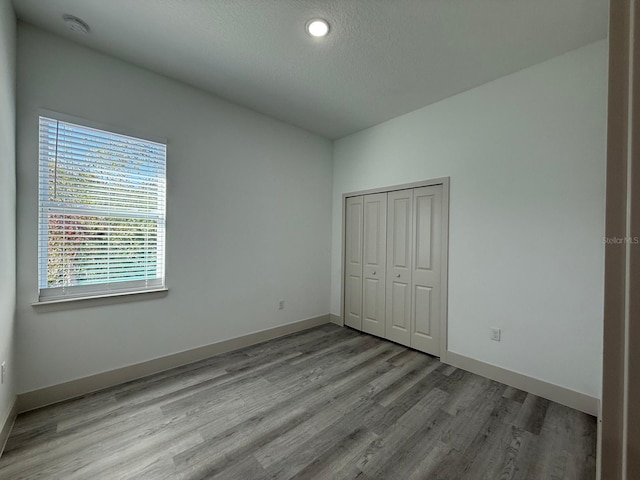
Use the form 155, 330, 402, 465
339, 177, 450, 362
600, 0, 640, 477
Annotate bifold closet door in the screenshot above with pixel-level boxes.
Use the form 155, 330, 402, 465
410, 185, 443, 356
344, 196, 364, 330
385, 189, 413, 346
344, 184, 446, 356
362, 193, 387, 337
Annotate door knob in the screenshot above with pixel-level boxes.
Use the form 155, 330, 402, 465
396, 274, 401, 278
373, 271, 376, 275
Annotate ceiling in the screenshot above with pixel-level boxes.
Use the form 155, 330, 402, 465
12, 0, 608, 139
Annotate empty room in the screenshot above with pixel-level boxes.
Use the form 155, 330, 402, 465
0, 0, 638, 478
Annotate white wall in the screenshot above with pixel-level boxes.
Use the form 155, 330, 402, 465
16, 24, 333, 393
0, 0, 16, 424
331, 41, 607, 398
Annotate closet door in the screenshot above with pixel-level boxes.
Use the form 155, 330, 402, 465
385, 189, 413, 346
344, 196, 364, 330
410, 185, 443, 355
362, 193, 387, 337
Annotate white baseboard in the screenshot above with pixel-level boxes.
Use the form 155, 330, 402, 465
17, 314, 330, 413
0, 397, 17, 458
445, 351, 598, 416
330, 314, 342, 326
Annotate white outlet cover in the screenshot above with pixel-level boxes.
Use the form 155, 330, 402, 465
490, 328, 501, 341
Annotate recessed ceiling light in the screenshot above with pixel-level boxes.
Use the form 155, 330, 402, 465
305, 19, 330, 38
62, 14, 90, 34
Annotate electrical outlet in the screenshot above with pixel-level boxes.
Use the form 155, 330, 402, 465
1, 361, 5, 384
278, 299, 285, 310
490, 328, 501, 342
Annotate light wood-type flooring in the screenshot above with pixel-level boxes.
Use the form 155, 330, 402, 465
0, 324, 596, 479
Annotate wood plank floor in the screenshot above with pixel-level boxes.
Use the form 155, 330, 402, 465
0, 324, 596, 480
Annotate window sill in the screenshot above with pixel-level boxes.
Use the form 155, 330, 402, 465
31, 288, 169, 306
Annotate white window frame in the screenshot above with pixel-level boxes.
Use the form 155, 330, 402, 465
35, 110, 168, 304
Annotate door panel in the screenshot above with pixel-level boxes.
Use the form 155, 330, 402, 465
386, 189, 413, 346
363, 277, 380, 330
410, 185, 443, 355
415, 195, 433, 270
344, 196, 364, 330
362, 193, 387, 337
392, 198, 411, 268
414, 285, 432, 336
347, 275, 362, 319
391, 281, 410, 330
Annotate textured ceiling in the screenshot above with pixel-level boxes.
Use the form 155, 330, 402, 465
12, 0, 608, 139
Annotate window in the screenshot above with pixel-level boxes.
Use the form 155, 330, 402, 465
38, 115, 167, 302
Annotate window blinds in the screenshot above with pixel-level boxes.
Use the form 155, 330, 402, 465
38, 116, 167, 301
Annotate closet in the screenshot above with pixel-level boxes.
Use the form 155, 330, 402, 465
343, 181, 447, 357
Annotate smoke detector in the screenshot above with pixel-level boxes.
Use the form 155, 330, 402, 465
62, 14, 90, 34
